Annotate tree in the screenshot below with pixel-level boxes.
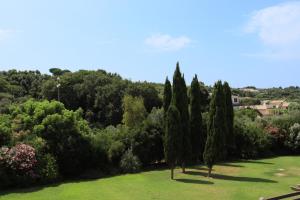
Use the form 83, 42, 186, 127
163, 77, 172, 115
198, 82, 210, 112
223, 82, 235, 157
164, 105, 182, 179
203, 81, 226, 177
122, 95, 147, 128
10, 99, 92, 177
49, 68, 70, 76
190, 75, 204, 162
132, 108, 164, 166
0, 76, 9, 93
126, 82, 162, 113
171, 63, 191, 172
0, 70, 48, 99
286, 123, 300, 153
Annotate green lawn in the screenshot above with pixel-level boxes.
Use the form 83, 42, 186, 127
1, 156, 300, 200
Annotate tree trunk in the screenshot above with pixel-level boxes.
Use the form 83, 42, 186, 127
182, 162, 185, 173
207, 167, 212, 177
171, 167, 174, 180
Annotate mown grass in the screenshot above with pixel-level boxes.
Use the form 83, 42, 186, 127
1, 156, 300, 200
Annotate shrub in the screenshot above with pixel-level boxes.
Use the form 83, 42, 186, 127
108, 141, 126, 166
0, 114, 11, 146
5, 144, 37, 173
285, 123, 300, 153
234, 119, 272, 159
132, 108, 164, 166
120, 149, 141, 173
0, 144, 38, 188
36, 154, 58, 182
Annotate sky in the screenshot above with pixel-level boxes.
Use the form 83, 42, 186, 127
0, 0, 300, 88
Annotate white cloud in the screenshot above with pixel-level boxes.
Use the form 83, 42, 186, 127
244, 1, 300, 59
145, 34, 191, 51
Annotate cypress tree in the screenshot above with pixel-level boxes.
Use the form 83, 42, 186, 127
223, 82, 235, 157
190, 75, 204, 162
171, 62, 191, 173
203, 81, 226, 177
163, 77, 172, 115
164, 105, 182, 179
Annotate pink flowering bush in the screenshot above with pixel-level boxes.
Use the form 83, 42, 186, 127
5, 144, 37, 173
0, 144, 38, 187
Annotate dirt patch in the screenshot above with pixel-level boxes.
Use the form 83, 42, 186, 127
274, 173, 286, 177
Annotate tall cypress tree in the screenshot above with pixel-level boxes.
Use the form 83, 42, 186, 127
164, 105, 182, 179
223, 82, 235, 157
190, 75, 204, 162
171, 62, 191, 173
203, 81, 226, 177
163, 77, 172, 115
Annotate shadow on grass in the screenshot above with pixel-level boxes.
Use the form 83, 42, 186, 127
175, 178, 214, 185
0, 182, 61, 195
185, 171, 277, 183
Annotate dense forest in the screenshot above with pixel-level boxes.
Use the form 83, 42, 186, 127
1, 66, 300, 188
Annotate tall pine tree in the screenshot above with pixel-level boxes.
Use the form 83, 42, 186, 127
171, 62, 191, 173
223, 81, 235, 157
203, 81, 226, 177
163, 77, 172, 115
164, 105, 182, 179
190, 75, 204, 163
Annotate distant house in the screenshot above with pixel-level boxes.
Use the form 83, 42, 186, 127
238, 100, 290, 117
232, 95, 240, 106
267, 100, 289, 109
208, 93, 241, 106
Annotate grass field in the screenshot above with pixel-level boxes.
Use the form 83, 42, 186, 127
1, 156, 300, 200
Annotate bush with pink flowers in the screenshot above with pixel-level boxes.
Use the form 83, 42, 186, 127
6, 144, 37, 173
0, 144, 38, 188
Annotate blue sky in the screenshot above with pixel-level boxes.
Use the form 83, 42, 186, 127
0, 0, 300, 88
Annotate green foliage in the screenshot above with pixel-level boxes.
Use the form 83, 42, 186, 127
132, 108, 164, 165
164, 105, 182, 168
223, 82, 235, 156
49, 68, 70, 76
0, 70, 49, 99
122, 95, 147, 128
285, 123, 300, 153
235, 109, 259, 121
189, 75, 204, 162
42, 70, 161, 127
2, 67, 300, 189
204, 81, 226, 169
198, 83, 210, 112
0, 114, 11, 146
36, 154, 58, 182
120, 149, 141, 173
125, 82, 162, 113
171, 63, 191, 168
108, 141, 126, 166
9, 99, 92, 177
240, 98, 261, 106
234, 119, 271, 159
0, 76, 10, 93
91, 125, 133, 170
163, 77, 172, 113
269, 110, 300, 131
